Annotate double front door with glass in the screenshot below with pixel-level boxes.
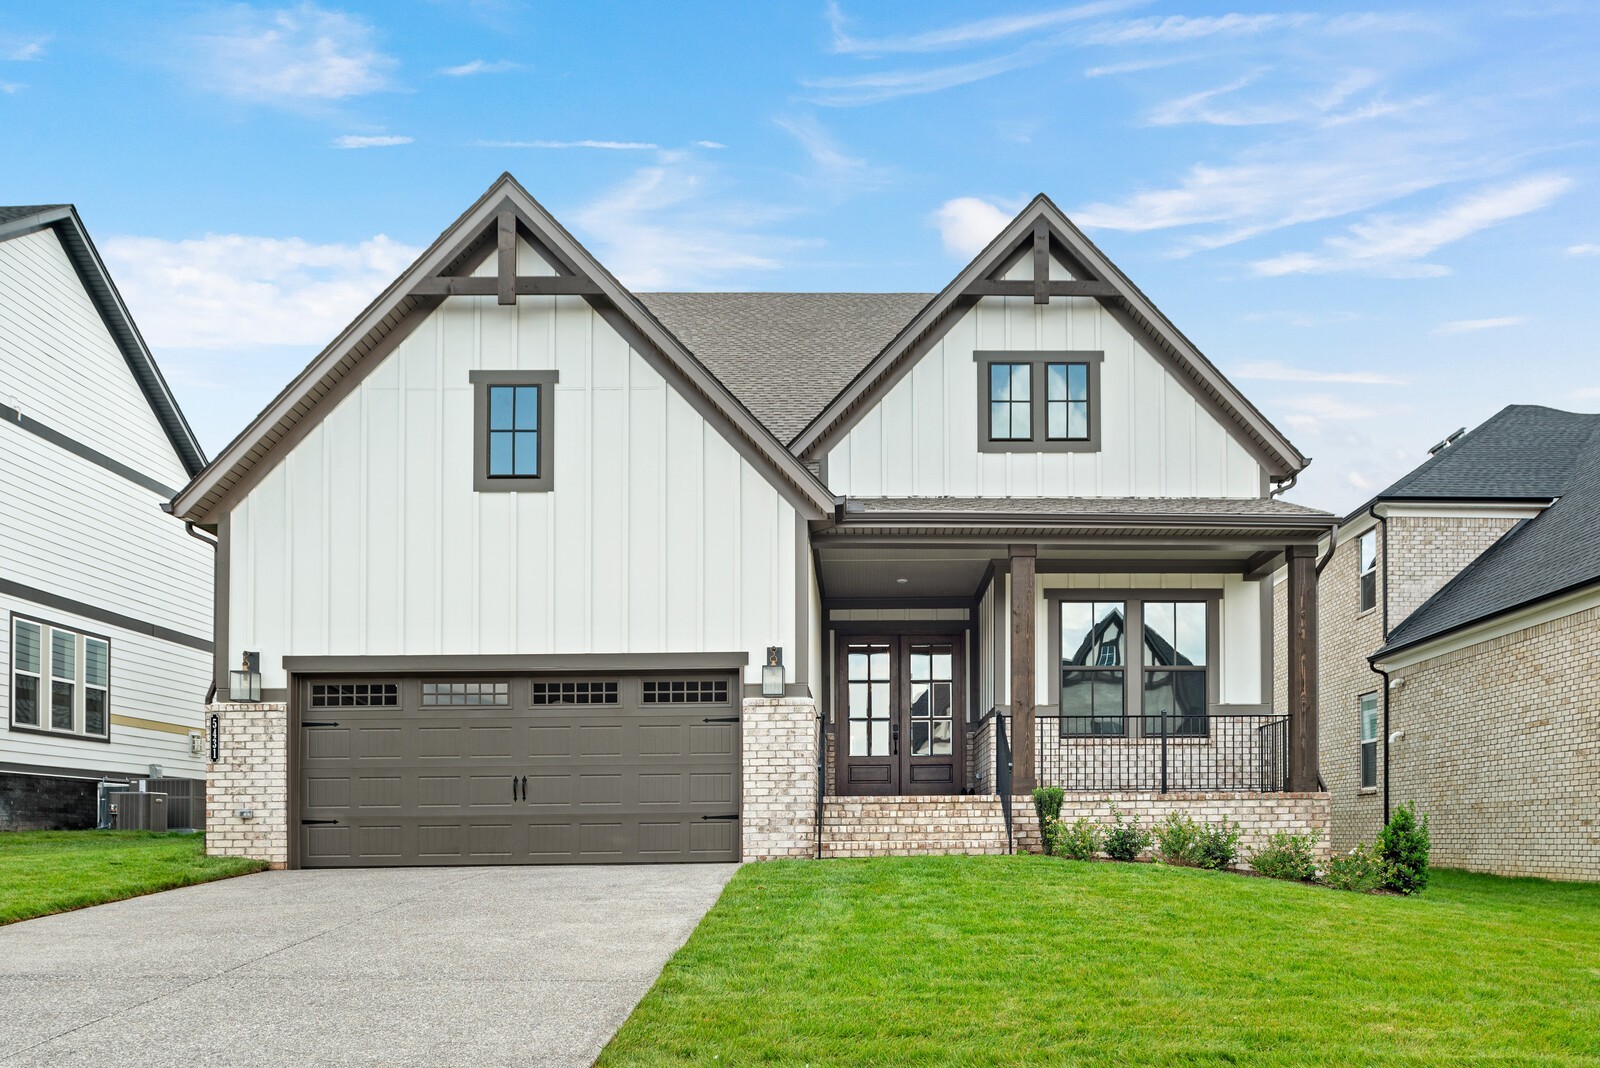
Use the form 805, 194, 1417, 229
836, 636, 964, 795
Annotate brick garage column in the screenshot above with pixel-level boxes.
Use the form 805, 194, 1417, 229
1286, 545, 1320, 793
741, 695, 820, 860
205, 701, 289, 868
1010, 545, 1037, 794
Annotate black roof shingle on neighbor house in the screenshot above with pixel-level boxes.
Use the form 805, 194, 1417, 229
1376, 405, 1600, 658
637, 292, 934, 445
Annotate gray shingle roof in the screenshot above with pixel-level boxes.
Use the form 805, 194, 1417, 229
1359, 405, 1600, 512
0, 204, 66, 225
636, 292, 934, 444
851, 496, 1330, 518
1377, 407, 1600, 657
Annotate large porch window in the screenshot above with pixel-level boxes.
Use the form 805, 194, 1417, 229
1055, 595, 1212, 738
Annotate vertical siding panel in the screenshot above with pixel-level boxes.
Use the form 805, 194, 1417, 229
288, 430, 326, 653
665, 389, 706, 652
324, 401, 363, 653
626, 355, 664, 652
702, 429, 740, 654
851, 406, 884, 496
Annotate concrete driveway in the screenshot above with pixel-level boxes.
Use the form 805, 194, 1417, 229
0, 864, 736, 1067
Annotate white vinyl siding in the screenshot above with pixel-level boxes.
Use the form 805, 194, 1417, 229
824, 255, 1264, 498
229, 239, 800, 691
0, 228, 189, 486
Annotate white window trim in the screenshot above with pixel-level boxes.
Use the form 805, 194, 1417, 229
1357, 529, 1378, 613
1358, 691, 1379, 789
9, 614, 112, 742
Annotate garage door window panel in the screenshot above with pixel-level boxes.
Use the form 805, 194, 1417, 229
310, 682, 400, 708
422, 681, 510, 706
531, 680, 619, 706
642, 679, 731, 705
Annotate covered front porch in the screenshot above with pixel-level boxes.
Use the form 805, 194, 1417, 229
807, 497, 1332, 854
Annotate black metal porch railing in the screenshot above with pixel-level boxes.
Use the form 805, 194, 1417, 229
1033, 712, 1290, 793
994, 711, 1014, 853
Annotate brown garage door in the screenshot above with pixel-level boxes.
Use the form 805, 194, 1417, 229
296, 674, 741, 866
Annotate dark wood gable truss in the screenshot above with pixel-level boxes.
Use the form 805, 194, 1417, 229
963, 221, 1118, 303
407, 201, 603, 301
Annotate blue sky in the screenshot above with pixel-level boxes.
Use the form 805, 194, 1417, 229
3, 1, 1597, 513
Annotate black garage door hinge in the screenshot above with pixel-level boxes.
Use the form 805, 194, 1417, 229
701, 715, 740, 723
300, 818, 339, 825
700, 814, 740, 821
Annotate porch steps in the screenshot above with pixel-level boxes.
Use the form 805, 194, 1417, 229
820, 796, 1010, 859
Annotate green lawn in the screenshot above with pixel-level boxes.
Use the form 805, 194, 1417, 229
0, 831, 267, 925
599, 856, 1600, 1067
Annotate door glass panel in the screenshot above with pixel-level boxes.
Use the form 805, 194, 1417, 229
911, 644, 956, 757
910, 653, 930, 682
932, 719, 953, 754
847, 644, 894, 756
910, 683, 930, 717
910, 721, 930, 756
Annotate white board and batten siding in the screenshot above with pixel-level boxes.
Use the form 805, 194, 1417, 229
228, 239, 800, 691
824, 256, 1265, 499
0, 227, 212, 779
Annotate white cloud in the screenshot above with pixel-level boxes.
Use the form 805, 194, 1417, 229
333, 133, 412, 148
1146, 68, 1398, 128
694, 140, 726, 149
933, 196, 1015, 258
477, 139, 658, 150
190, 3, 396, 102
774, 115, 890, 192
5, 38, 47, 61
101, 232, 421, 350
0, 82, 21, 94
802, 43, 1058, 106
1228, 360, 1406, 385
1432, 316, 1526, 335
826, 0, 1140, 54
1278, 391, 1381, 433
1084, 56, 1190, 78
1252, 175, 1572, 277
570, 153, 810, 289
438, 59, 519, 76
1567, 243, 1600, 256
1082, 13, 1309, 44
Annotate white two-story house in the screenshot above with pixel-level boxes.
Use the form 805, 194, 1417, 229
170, 174, 1335, 868
1, 204, 212, 829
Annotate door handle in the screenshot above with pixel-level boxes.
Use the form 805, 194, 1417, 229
520, 775, 528, 801
892, 722, 900, 756
511, 776, 520, 802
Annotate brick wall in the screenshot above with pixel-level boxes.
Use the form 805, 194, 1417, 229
821, 796, 1007, 857
741, 696, 821, 860
1013, 791, 1332, 868
1389, 603, 1600, 882
0, 772, 99, 831
204, 701, 289, 868
1287, 514, 1519, 852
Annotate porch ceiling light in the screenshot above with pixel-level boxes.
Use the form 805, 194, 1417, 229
896, 577, 908, 584
230, 651, 262, 703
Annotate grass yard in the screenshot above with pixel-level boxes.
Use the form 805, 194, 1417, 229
0, 831, 267, 925
599, 855, 1600, 1067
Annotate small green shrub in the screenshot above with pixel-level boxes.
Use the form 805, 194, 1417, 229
1249, 829, 1321, 882
1323, 842, 1391, 892
1191, 819, 1243, 871
1376, 801, 1431, 895
1153, 812, 1200, 865
1102, 805, 1151, 862
1055, 817, 1102, 861
1032, 787, 1065, 855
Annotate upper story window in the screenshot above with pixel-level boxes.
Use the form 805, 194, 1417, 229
470, 370, 558, 493
1357, 530, 1378, 612
1359, 691, 1379, 789
10, 615, 110, 741
975, 351, 1102, 453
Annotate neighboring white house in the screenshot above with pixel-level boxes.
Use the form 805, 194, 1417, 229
172, 174, 1335, 869
0, 204, 212, 829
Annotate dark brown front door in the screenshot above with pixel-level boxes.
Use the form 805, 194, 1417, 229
836, 636, 964, 795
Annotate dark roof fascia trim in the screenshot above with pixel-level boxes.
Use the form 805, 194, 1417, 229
831, 510, 1333, 529
1341, 494, 1558, 527
790, 195, 1308, 477
1371, 574, 1600, 663
282, 652, 750, 674
815, 532, 1328, 551
0, 577, 213, 653
0, 207, 207, 477
1, 401, 178, 497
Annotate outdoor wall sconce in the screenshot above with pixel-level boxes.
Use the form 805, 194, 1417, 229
762, 646, 785, 697
230, 651, 262, 702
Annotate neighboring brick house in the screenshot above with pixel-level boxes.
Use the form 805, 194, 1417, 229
1283, 405, 1600, 880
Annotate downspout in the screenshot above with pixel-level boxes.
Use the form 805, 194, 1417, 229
182, 520, 220, 705
1270, 472, 1298, 499
1369, 503, 1393, 823
1311, 521, 1339, 793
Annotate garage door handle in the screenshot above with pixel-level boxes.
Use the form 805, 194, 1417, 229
700, 814, 739, 821
303, 721, 340, 728
520, 775, 528, 800
301, 819, 339, 825
702, 716, 740, 723
511, 776, 520, 802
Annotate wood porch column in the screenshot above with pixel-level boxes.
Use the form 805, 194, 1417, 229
1285, 544, 1320, 792
1009, 545, 1037, 794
